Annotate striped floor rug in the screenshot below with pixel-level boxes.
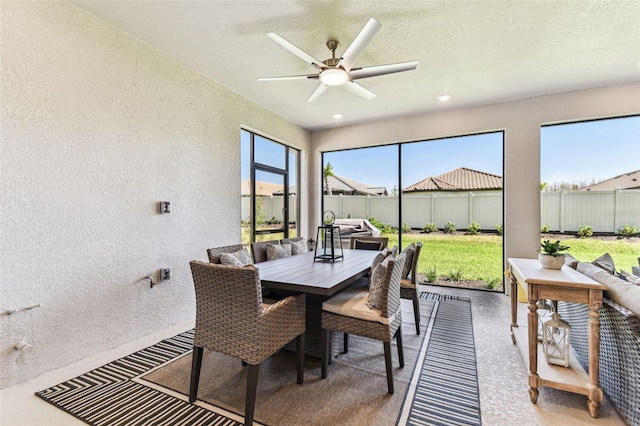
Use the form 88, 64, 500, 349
398, 293, 481, 425
36, 292, 480, 426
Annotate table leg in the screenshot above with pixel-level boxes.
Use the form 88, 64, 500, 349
527, 284, 540, 403
509, 271, 517, 344
587, 290, 603, 417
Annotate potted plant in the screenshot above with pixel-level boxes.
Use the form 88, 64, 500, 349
538, 240, 570, 269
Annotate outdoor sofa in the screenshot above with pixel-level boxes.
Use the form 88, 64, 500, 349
333, 218, 381, 248
558, 255, 640, 425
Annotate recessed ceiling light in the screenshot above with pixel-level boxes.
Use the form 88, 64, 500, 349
438, 94, 451, 101
333, 113, 343, 119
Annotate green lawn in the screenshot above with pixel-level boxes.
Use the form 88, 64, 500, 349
385, 232, 638, 282
241, 225, 638, 282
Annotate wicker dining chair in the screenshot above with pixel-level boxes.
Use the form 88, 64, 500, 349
189, 260, 306, 426
321, 253, 406, 394
349, 236, 389, 250
280, 237, 305, 245
207, 244, 246, 264
250, 239, 282, 263
400, 242, 423, 335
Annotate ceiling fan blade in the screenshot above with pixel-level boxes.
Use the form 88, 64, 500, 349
337, 18, 381, 71
349, 61, 419, 80
258, 74, 319, 81
307, 83, 328, 102
342, 81, 376, 100
267, 33, 327, 71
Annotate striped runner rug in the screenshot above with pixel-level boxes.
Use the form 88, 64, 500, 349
36, 292, 480, 426
398, 293, 481, 425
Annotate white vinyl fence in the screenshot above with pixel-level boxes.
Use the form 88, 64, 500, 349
242, 189, 640, 233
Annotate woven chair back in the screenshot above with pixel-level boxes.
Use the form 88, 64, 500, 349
280, 237, 305, 245
206, 244, 245, 264
251, 239, 281, 263
349, 236, 389, 250
190, 261, 263, 355
408, 242, 422, 285
381, 253, 406, 319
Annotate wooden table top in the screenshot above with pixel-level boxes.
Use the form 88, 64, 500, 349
258, 249, 380, 296
507, 258, 604, 289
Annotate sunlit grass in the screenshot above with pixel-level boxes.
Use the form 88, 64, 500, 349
386, 232, 638, 281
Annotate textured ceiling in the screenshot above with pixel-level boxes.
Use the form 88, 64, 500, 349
72, 1, 640, 131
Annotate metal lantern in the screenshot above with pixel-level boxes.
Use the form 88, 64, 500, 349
536, 299, 553, 342
542, 311, 571, 367
314, 211, 343, 262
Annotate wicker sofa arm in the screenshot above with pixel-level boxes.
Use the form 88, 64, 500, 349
602, 297, 640, 339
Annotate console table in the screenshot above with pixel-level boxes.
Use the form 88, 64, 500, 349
507, 258, 605, 417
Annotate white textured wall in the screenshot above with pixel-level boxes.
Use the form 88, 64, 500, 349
309, 83, 640, 266
0, 1, 309, 388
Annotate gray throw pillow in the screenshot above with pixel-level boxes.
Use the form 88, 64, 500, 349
266, 243, 292, 261
400, 243, 415, 279
220, 249, 253, 266
367, 255, 393, 310
592, 253, 616, 274
369, 251, 386, 279
290, 240, 308, 255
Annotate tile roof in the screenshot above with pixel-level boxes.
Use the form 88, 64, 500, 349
403, 167, 503, 192
241, 180, 284, 196
579, 169, 640, 191
271, 175, 387, 196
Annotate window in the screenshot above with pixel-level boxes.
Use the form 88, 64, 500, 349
322, 132, 504, 292
541, 116, 640, 269
241, 130, 299, 244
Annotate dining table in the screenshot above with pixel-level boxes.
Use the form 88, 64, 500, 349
258, 249, 381, 358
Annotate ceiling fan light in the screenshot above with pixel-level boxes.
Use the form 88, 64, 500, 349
319, 68, 349, 86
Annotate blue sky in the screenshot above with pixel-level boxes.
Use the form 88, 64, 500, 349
244, 115, 639, 192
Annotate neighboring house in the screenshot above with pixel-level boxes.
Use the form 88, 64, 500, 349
403, 167, 503, 194
325, 175, 388, 196
579, 169, 640, 191
277, 175, 388, 196
241, 180, 284, 196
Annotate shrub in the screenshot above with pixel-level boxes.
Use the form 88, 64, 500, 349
578, 225, 593, 239
467, 221, 481, 235
484, 277, 501, 289
495, 224, 503, 235
541, 224, 550, 233
444, 222, 456, 233
618, 224, 638, 238
368, 217, 393, 234
445, 267, 464, 281
401, 222, 411, 234
426, 267, 438, 283
422, 223, 438, 233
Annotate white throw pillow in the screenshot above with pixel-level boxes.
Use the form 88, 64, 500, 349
219, 249, 252, 266
266, 243, 292, 261
290, 240, 308, 255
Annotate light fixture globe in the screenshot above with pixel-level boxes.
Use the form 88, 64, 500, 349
319, 68, 349, 86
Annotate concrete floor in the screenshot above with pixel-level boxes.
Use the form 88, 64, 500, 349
0, 285, 626, 425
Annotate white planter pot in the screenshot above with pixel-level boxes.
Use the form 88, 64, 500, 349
538, 253, 565, 269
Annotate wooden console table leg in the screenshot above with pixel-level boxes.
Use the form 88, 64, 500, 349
527, 284, 540, 404
509, 271, 517, 344
587, 290, 603, 418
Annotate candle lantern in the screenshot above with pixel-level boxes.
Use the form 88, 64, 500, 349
536, 299, 553, 342
314, 211, 343, 262
542, 310, 571, 367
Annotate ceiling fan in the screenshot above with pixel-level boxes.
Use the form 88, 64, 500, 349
258, 18, 419, 102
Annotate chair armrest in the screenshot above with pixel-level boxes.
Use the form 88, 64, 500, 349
260, 293, 306, 336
